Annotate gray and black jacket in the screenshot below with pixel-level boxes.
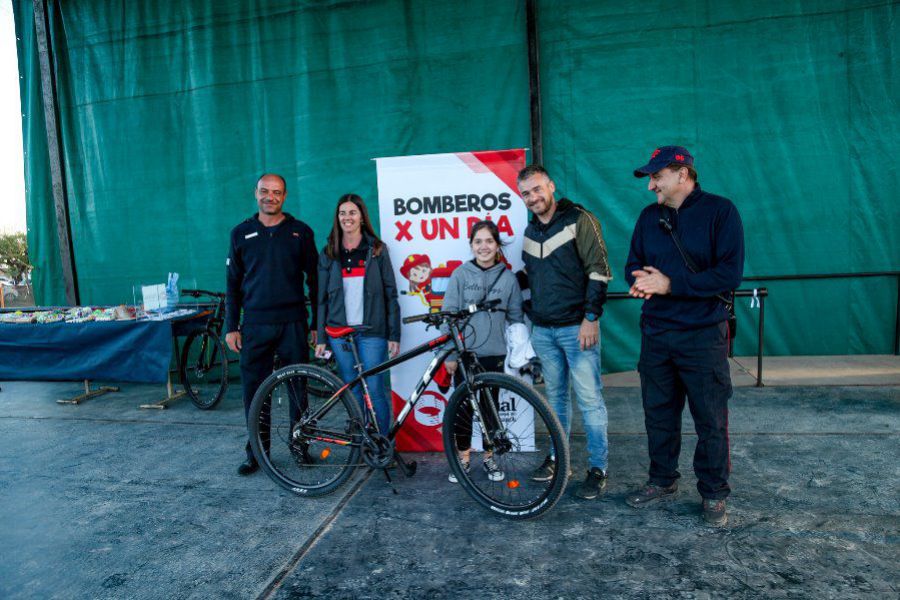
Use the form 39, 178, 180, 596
441, 260, 524, 360
521, 198, 612, 326
316, 233, 401, 343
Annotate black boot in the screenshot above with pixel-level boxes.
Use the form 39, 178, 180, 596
237, 457, 259, 476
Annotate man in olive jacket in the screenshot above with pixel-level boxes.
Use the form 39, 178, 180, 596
517, 165, 613, 500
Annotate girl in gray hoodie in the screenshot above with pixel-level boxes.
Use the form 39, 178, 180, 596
442, 220, 525, 483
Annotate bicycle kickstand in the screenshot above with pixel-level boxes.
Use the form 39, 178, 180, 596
377, 466, 399, 495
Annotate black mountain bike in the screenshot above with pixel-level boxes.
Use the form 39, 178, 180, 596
248, 299, 569, 520
179, 289, 229, 410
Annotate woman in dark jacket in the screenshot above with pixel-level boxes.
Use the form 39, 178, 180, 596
315, 194, 400, 434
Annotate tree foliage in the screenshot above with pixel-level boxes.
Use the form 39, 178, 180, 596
0, 232, 31, 284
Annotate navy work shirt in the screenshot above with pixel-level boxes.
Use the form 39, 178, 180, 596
624, 184, 744, 334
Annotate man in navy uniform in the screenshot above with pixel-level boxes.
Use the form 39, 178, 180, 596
225, 173, 318, 475
624, 147, 744, 526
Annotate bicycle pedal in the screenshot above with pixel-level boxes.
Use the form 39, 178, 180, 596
395, 459, 417, 477
393, 453, 417, 477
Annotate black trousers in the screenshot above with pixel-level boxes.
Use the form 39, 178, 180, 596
240, 321, 309, 460
638, 322, 732, 500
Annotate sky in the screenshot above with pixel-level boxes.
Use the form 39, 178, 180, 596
0, 3, 26, 235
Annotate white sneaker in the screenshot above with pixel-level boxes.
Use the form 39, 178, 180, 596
482, 456, 505, 482
448, 461, 470, 484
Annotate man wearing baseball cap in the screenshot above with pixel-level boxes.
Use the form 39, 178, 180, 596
623, 146, 744, 526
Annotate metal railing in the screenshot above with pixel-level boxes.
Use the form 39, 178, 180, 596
609, 287, 769, 387
744, 271, 900, 356
610, 270, 900, 387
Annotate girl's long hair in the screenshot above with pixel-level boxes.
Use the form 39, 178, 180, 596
325, 193, 384, 260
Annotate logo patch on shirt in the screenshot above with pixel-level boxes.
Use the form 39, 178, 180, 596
293, 232, 300, 238
244, 232, 258, 239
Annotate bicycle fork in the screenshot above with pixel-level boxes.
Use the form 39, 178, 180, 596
456, 355, 509, 456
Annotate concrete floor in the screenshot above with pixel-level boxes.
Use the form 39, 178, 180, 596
1, 361, 898, 599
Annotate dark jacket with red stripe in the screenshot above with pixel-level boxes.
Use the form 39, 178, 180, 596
316, 233, 401, 343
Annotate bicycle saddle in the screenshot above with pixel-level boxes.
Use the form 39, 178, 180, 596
324, 325, 372, 339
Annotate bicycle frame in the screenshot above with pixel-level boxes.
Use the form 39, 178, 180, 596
181, 289, 226, 337
184, 291, 226, 367
203, 297, 225, 336
300, 319, 478, 447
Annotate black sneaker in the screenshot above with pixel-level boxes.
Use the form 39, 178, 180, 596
702, 498, 728, 527
530, 455, 556, 482
530, 455, 573, 482
575, 467, 608, 500
482, 455, 505, 482
237, 458, 258, 476
625, 482, 678, 508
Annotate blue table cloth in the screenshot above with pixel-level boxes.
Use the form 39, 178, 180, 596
0, 315, 203, 384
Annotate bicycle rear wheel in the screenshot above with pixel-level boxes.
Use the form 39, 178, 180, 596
443, 372, 569, 520
308, 354, 339, 397
179, 330, 228, 410
248, 364, 363, 496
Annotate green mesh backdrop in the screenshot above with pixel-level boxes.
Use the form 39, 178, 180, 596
538, 0, 899, 369
13, 0, 66, 306
14, 0, 529, 301
15, 0, 899, 371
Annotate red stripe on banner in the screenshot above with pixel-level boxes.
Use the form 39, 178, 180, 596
391, 391, 444, 452
457, 152, 489, 173
342, 267, 365, 278
470, 149, 527, 195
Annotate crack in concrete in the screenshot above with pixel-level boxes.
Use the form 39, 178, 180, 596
256, 470, 373, 600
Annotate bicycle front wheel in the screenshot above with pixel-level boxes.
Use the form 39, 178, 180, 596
180, 330, 228, 410
443, 372, 569, 520
248, 364, 363, 497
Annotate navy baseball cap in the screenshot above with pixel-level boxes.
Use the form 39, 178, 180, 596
633, 146, 694, 177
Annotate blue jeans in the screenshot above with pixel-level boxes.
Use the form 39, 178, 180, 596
328, 334, 392, 434
531, 324, 609, 471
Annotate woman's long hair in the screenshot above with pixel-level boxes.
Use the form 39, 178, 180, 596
325, 193, 384, 260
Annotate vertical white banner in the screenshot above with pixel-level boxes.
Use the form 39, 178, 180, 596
375, 149, 532, 452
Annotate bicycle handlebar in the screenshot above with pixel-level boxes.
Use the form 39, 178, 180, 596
401, 313, 429, 325
401, 298, 502, 325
